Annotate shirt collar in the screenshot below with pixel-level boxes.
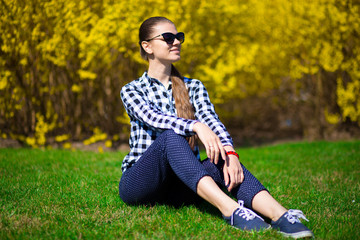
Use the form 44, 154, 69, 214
141, 71, 172, 89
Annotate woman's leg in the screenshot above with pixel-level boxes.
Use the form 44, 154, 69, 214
199, 160, 314, 238
119, 130, 210, 205
252, 190, 287, 221
120, 130, 244, 215
201, 158, 286, 219
196, 176, 239, 217
120, 131, 269, 231
201, 158, 314, 238
196, 170, 270, 231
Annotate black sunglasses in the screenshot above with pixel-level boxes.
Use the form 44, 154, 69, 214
145, 32, 185, 44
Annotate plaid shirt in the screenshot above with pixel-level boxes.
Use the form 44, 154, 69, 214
120, 72, 233, 172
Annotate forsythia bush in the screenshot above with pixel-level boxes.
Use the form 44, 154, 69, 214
0, 0, 359, 148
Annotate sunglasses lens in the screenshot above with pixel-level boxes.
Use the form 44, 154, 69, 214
162, 32, 185, 44
177, 32, 185, 43
162, 33, 176, 44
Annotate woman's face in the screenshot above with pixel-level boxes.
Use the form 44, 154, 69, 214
144, 22, 182, 64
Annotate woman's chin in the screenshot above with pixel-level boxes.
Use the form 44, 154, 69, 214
171, 55, 181, 62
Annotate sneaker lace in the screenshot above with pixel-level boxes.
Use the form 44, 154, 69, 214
285, 209, 309, 224
231, 200, 264, 225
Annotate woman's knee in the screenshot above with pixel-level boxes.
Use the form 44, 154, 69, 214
162, 129, 178, 138
161, 129, 188, 146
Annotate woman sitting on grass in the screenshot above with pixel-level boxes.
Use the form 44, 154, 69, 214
119, 16, 314, 239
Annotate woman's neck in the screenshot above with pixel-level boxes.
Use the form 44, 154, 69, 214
147, 62, 171, 89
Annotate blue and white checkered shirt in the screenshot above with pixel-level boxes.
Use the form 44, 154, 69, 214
120, 72, 233, 172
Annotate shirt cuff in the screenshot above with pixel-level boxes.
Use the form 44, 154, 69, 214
221, 140, 234, 147
187, 120, 199, 135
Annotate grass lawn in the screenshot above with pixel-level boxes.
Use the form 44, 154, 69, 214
1, 141, 359, 239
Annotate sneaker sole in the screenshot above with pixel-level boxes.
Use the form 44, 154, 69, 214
280, 230, 314, 239
230, 224, 272, 232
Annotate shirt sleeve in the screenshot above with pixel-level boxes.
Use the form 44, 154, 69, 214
191, 80, 233, 146
120, 82, 197, 136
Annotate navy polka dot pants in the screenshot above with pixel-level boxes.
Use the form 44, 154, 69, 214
119, 130, 267, 209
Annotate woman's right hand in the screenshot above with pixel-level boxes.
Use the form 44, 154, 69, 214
193, 122, 226, 164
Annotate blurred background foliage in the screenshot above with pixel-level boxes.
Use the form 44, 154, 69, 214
0, 0, 359, 150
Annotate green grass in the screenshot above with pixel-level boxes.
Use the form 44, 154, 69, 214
1, 141, 359, 239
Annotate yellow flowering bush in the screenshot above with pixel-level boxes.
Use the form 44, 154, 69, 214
83, 128, 107, 146
0, 0, 359, 148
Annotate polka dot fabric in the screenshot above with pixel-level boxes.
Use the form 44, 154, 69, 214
119, 130, 267, 209
201, 159, 267, 208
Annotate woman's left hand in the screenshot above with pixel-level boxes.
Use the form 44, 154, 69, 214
223, 155, 244, 192
193, 122, 227, 164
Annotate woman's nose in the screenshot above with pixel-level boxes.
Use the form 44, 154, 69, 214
173, 38, 181, 45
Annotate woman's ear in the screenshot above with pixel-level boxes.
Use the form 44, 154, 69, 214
141, 41, 153, 55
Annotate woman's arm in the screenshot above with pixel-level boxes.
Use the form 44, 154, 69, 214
121, 82, 197, 137
191, 80, 233, 146
190, 80, 243, 191
193, 122, 244, 191
223, 145, 244, 191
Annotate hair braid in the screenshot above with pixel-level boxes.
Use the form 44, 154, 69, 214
171, 65, 197, 149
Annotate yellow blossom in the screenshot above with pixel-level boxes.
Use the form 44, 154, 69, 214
63, 142, 72, 149
98, 146, 103, 153
105, 140, 112, 148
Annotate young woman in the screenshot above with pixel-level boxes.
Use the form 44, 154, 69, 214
119, 16, 314, 239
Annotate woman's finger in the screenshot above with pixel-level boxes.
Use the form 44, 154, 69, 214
238, 165, 244, 183
229, 169, 238, 191
208, 143, 217, 162
220, 148, 227, 163
223, 167, 229, 187
206, 144, 212, 162
212, 139, 225, 164
234, 170, 239, 185
215, 139, 226, 161
228, 178, 235, 191
213, 145, 220, 164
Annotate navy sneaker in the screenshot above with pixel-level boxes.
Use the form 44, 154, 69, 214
271, 209, 314, 239
223, 200, 271, 231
